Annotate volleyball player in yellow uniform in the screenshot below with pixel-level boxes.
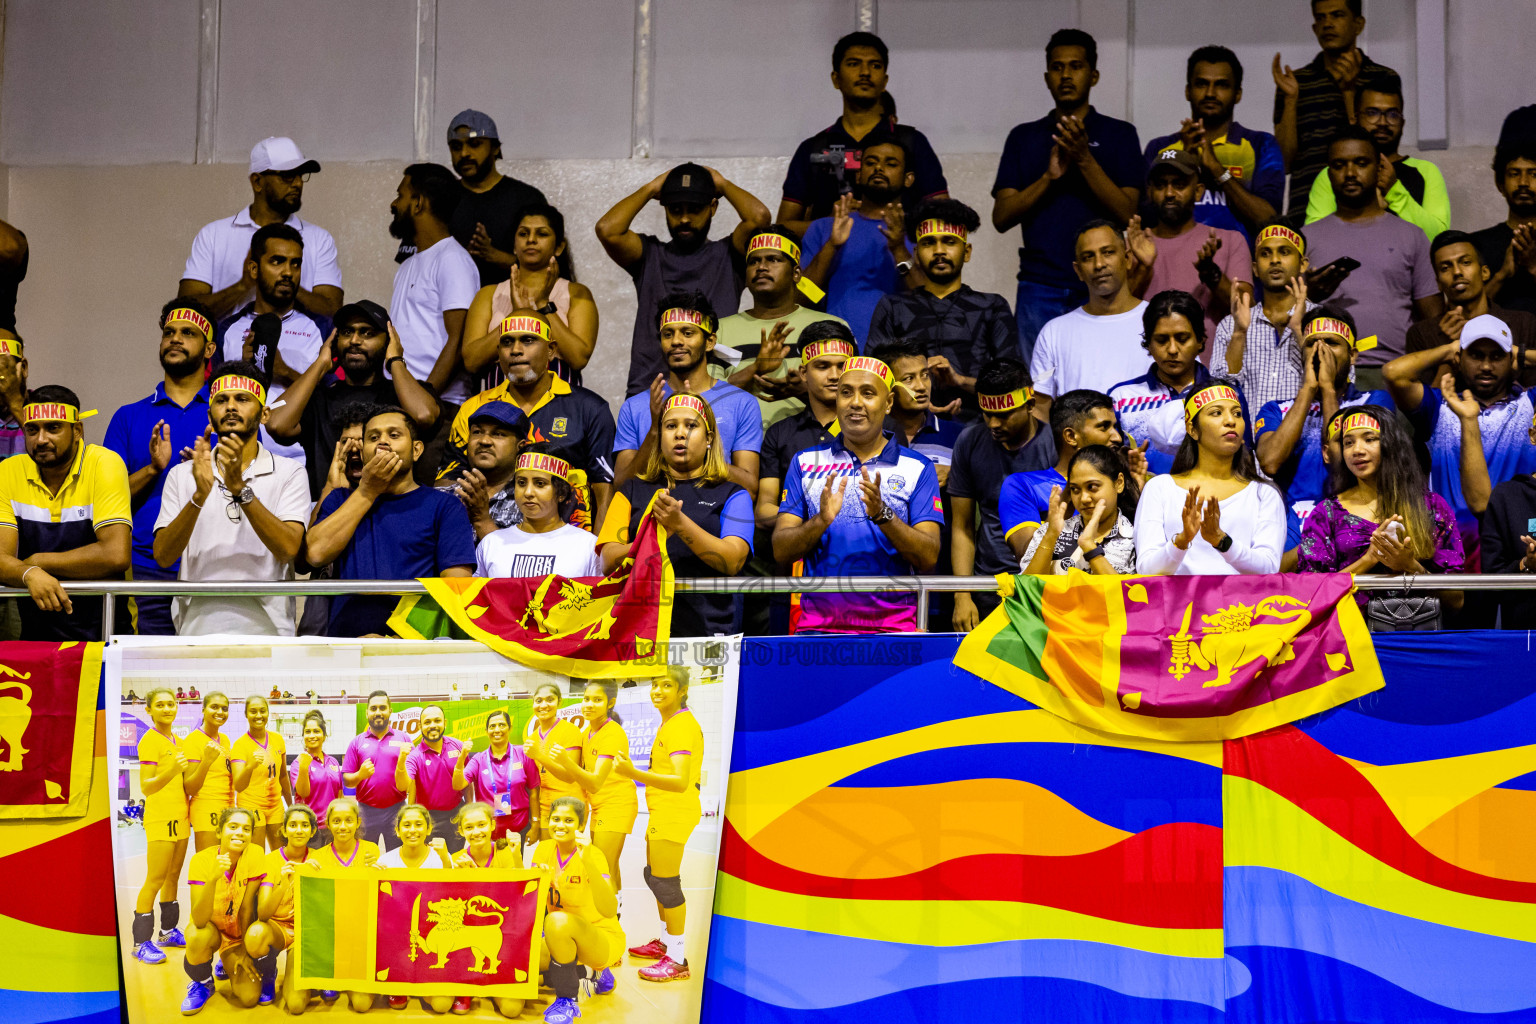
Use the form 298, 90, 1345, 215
180, 807, 266, 1014
617, 667, 704, 981
530, 797, 622, 1024
524, 682, 582, 840
449, 802, 526, 1019
555, 682, 638, 902
180, 691, 233, 852
231, 694, 292, 851
132, 687, 190, 965
249, 805, 322, 1012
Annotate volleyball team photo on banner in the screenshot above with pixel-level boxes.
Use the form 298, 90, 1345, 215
107, 636, 740, 1023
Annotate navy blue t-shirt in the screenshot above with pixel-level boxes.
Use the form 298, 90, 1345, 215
316, 484, 477, 636
992, 108, 1144, 289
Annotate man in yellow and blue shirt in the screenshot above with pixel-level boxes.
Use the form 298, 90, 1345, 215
0, 386, 131, 639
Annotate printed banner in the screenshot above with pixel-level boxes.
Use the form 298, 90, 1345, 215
293, 869, 547, 996
107, 636, 741, 1024
0, 641, 103, 819
391, 505, 674, 677
954, 571, 1384, 740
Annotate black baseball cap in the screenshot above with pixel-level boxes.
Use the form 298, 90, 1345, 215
658, 163, 716, 205
333, 300, 391, 332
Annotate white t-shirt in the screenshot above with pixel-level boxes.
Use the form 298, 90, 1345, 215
153, 447, 312, 635
376, 847, 450, 869
1133, 473, 1287, 576
1030, 301, 1150, 398
476, 523, 602, 579
219, 307, 328, 465
389, 237, 479, 404
183, 207, 342, 294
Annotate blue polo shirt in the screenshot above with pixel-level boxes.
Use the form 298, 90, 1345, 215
801, 212, 903, 344
103, 382, 211, 572
1408, 384, 1536, 531
998, 467, 1067, 545
1109, 366, 1255, 475
613, 378, 763, 459
780, 431, 943, 634
905, 413, 966, 472
1255, 386, 1392, 511
1143, 121, 1285, 242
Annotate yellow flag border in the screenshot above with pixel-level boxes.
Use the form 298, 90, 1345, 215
0, 641, 101, 820
955, 577, 1386, 742
293, 867, 549, 998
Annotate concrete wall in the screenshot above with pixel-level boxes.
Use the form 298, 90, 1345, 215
0, 0, 1530, 432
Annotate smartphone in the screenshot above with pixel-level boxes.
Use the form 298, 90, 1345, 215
1317, 256, 1361, 276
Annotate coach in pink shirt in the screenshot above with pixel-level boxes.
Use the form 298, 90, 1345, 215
291, 711, 343, 846
404, 704, 471, 852
341, 689, 412, 850
454, 709, 539, 844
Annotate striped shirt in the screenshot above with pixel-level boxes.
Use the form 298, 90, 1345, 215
1273, 51, 1395, 216
1209, 300, 1320, 411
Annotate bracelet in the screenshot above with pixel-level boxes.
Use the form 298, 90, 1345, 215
20, 565, 41, 585
191, 495, 205, 509
1082, 544, 1107, 562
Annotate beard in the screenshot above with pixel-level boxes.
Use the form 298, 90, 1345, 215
159, 348, 204, 378
267, 191, 301, 218
388, 209, 415, 243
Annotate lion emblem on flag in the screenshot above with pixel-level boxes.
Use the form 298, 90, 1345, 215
410, 894, 508, 974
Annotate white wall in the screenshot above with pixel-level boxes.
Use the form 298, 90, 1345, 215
1, 0, 1532, 428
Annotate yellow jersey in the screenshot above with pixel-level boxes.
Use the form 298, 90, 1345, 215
258, 846, 316, 927
137, 728, 186, 823
187, 845, 264, 940
451, 844, 521, 870
313, 839, 379, 871
646, 709, 704, 815
181, 727, 233, 809
232, 730, 288, 811
523, 716, 582, 799
579, 719, 636, 810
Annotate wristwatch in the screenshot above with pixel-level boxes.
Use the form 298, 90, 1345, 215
894, 260, 914, 276
537, 301, 558, 316
871, 505, 895, 525
235, 485, 256, 506
386, 355, 407, 370
1082, 544, 1107, 562
1214, 533, 1234, 553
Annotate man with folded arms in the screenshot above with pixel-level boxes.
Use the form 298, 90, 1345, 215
152, 363, 309, 635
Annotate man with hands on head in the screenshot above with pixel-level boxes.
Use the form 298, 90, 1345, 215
866, 199, 1017, 420
1212, 223, 1319, 409
774, 355, 942, 634
597, 162, 769, 397
152, 362, 309, 636
802, 133, 923, 343
266, 300, 438, 499
0, 387, 130, 640
342, 690, 413, 851
1384, 312, 1536, 563
105, 300, 220, 634
303, 406, 476, 637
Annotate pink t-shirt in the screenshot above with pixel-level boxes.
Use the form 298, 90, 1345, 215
341, 728, 413, 808
464, 746, 539, 828
289, 752, 343, 822
1145, 224, 1253, 361
404, 738, 467, 810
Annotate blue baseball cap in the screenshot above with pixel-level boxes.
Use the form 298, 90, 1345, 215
466, 401, 528, 434
447, 109, 499, 142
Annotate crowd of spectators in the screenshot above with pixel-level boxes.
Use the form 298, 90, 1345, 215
7, 7, 1536, 640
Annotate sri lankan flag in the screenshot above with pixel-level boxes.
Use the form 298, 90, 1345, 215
293, 869, 547, 997
0, 641, 102, 819
954, 571, 1383, 741
390, 497, 673, 677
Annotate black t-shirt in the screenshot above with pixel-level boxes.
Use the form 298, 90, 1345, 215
947, 422, 1057, 576
1472, 223, 1536, 316
450, 176, 549, 287
0, 244, 27, 333
293, 375, 400, 499
782, 120, 948, 223
614, 476, 749, 637
628, 235, 745, 397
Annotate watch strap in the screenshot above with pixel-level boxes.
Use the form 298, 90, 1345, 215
1082, 544, 1107, 562
537, 301, 558, 316
1215, 533, 1234, 553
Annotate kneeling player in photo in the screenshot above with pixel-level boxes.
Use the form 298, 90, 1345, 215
248, 805, 322, 1012
180, 807, 265, 1014
531, 796, 622, 1024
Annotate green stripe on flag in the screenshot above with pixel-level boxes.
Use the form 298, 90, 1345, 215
298, 876, 336, 978
988, 575, 1049, 681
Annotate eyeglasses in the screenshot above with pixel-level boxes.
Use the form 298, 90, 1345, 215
268, 171, 312, 184
1359, 108, 1404, 125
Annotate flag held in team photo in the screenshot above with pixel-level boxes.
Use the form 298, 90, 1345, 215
293, 870, 548, 997
389, 496, 674, 678
0, 641, 103, 819
954, 572, 1384, 742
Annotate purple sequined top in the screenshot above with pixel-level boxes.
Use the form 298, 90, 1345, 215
1296, 493, 1465, 591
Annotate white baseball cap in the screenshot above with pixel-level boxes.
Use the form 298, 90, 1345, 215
1461, 313, 1514, 351
249, 137, 321, 176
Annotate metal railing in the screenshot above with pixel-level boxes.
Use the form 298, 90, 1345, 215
5, 573, 1533, 638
